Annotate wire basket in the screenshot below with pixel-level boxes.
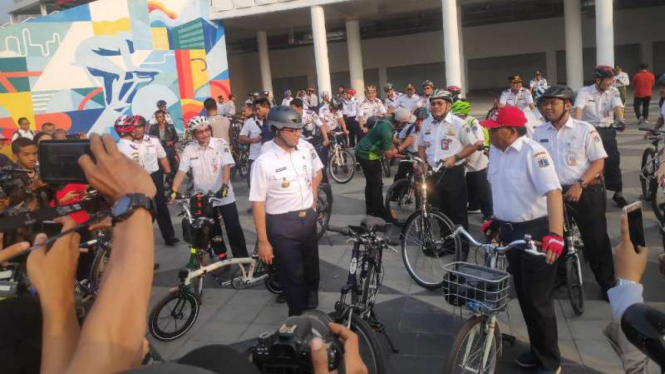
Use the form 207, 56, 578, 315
442, 262, 511, 314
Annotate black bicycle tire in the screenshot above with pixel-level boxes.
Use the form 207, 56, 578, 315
566, 254, 585, 316
264, 265, 284, 294
89, 245, 110, 289
485, 107, 497, 121
384, 178, 415, 227
316, 185, 333, 240
401, 209, 461, 289
329, 149, 356, 184
148, 290, 200, 341
442, 315, 498, 374
346, 313, 386, 374
640, 148, 656, 201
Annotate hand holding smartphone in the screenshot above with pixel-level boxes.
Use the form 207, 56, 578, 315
623, 202, 646, 251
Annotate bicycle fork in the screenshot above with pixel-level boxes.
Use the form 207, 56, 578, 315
460, 316, 497, 372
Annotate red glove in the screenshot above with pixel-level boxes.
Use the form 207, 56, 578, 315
542, 233, 564, 257
481, 220, 498, 240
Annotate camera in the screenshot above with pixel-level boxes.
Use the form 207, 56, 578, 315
251, 310, 343, 374
39, 140, 93, 184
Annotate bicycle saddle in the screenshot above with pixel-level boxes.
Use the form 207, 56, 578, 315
361, 216, 388, 232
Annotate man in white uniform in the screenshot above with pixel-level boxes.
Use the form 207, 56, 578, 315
357, 85, 387, 133
342, 89, 360, 146
383, 83, 401, 115
395, 83, 421, 112
239, 98, 271, 191
613, 66, 630, 105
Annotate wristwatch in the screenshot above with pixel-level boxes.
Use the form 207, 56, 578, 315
616, 278, 638, 287
111, 193, 155, 224
577, 178, 588, 189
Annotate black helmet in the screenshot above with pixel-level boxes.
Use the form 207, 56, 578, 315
267, 106, 303, 130
156, 100, 167, 107
540, 85, 576, 103
621, 303, 665, 367
329, 98, 342, 110
414, 107, 429, 120
594, 65, 615, 80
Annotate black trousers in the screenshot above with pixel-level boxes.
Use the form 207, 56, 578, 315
211, 203, 249, 258
393, 162, 413, 182
266, 209, 319, 316
429, 165, 468, 229
163, 147, 177, 183
634, 96, 652, 120
563, 184, 615, 291
0, 297, 42, 374
465, 168, 493, 219
316, 144, 329, 184
499, 217, 561, 371
150, 170, 176, 242
247, 159, 255, 188
358, 157, 386, 219
344, 116, 360, 147
597, 127, 622, 192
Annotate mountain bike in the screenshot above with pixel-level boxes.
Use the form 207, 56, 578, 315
148, 193, 281, 341
563, 203, 585, 316
400, 157, 462, 289
384, 156, 419, 227
328, 131, 356, 184
442, 226, 544, 374
638, 127, 665, 221
327, 217, 400, 374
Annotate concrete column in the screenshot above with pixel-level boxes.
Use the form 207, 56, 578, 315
345, 20, 365, 97
39, 2, 48, 16
257, 31, 273, 94
641, 40, 654, 69
457, 4, 468, 96
595, 0, 614, 67
564, 0, 584, 90
311, 6, 332, 97
441, 0, 462, 89
546, 49, 558, 85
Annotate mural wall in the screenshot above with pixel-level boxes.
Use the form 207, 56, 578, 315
0, 0, 230, 148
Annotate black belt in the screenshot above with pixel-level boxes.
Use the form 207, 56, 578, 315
267, 209, 311, 219
496, 216, 548, 231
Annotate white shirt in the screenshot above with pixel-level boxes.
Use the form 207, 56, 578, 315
240, 117, 265, 160
178, 137, 236, 206
357, 98, 387, 122
308, 94, 319, 108
416, 95, 431, 111
281, 98, 293, 106
384, 92, 402, 109
529, 78, 548, 92
11, 128, 35, 141
319, 104, 343, 132
613, 72, 630, 88
302, 110, 324, 133
117, 138, 141, 164
573, 84, 623, 127
460, 116, 489, 172
217, 103, 227, 116
488, 137, 561, 222
395, 94, 421, 112
134, 135, 167, 173
532, 117, 607, 186
226, 101, 236, 116
397, 123, 419, 154
250, 139, 324, 215
416, 112, 477, 167
342, 98, 358, 117
499, 88, 534, 111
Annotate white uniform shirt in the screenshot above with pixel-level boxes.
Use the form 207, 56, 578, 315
178, 137, 236, 206
135, 135, 167, 173
319, 104, 343, 132
488, 137, 561, 222
240, 117, 265, 160
499, 88, 534, 111
281, 98, 293, 106
117, 138, 141, 164
461, 116, 489, 172
342, 98, 358, 118
397, 124, 419, 154
226, 101, 236, 116
573, 85, 623, 127
308, 94, 319, 108
302, 110, 324, 133
395, 94, 421, 112
416, 95, 431, 111
529, 78, 548, 92
532, 117, 608, 186
357, 98, 387, 122
11, 129, 35, 141
416, 112, 477, 167
217, 103, 227, 116
384, 93, 402, 109
613, 72, 630, 88
250, 138, 324, 215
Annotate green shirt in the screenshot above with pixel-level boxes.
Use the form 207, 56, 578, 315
355, 120, 394, 161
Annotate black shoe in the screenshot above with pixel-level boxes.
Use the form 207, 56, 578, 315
612, 194, 629, 208
275, 293, 287, 304
306, 290, 319, 309
514, 351, 539, 368
165, 237, 180, 246
153, 263, 160, 270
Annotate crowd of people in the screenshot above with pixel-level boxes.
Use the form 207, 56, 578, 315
0, 61, 664, 374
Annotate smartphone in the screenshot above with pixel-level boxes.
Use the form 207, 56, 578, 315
623, 201, 645, 251
39, 140, 93, 184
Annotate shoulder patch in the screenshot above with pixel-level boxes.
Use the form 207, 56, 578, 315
533, 150, 547, 158
534, 151, 550, 168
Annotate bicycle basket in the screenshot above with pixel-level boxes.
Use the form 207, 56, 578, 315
442, 262, 511, 314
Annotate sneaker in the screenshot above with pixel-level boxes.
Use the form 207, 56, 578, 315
514, 352, 539, 368
612, 194, 629, 208
535, 366, 562, 374
275, 293, 287, 304
643, 119, 650, 124
638, 116, 645, 124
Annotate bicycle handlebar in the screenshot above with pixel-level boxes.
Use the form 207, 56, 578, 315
448, 226, 544, 257
327, 225, 351, 236
399, 156, 444, 173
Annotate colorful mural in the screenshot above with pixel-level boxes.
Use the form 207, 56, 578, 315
0, 0, 229, 149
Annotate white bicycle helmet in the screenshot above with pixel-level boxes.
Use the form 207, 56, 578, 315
188, 116, 210, 133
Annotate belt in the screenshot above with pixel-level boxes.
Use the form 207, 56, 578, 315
496, 216, 548, 231
562, 178, 602, 188
267, 209, 311, 219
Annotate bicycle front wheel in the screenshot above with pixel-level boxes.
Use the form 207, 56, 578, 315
316, 184, 333, 240
385, 179, 417, 227
640, 148, 656, 201
566, 254, 585, 316
341, 313, 386, 374
329, 149, 356, 184
148, 290, 200, 341
401, 210, 461, 289
442, 315, 498, 374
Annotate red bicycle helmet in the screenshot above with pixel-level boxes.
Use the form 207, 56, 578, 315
446, 85, 462, 94
594, 65, 615, 80
114, 115, 145, 135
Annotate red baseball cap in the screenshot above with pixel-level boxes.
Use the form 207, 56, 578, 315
346, 89, 356, 95
480, 106, 526, 129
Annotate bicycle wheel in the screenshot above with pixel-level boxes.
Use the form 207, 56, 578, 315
640, 148, 656, 201
566, 253, 585, 316
384, 179, 417, 227
148, 290, 200, 341
316, 184, 333, 240
90, 245, 110, 289
381, 157, 391, 178
401, 209, 461, 289
650, 181, 665, 223
264, 265, 283, 294
329, 149, 356, 184
342, 313, 386, 374
442, 315, 498, 374
485, 107, 497, 121
238, 152, 249, 179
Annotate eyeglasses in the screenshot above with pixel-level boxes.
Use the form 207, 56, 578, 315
430, 100, 447, 107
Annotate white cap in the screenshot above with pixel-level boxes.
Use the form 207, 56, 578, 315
394, 107, 416, 123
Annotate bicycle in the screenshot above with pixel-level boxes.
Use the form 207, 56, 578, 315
316, 183, 333, 240
327, 217, 400, 374
638, 127, 665, 223
442, 226, 544, 374
400, 157, 463, 289
384, 156, 419, 227
328, 130, 356, 184
148, 193, 281, 341
563, 203, 585, 316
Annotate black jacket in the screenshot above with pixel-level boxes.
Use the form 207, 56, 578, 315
148, 124, 178, 149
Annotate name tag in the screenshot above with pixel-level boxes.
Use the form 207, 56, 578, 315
539, 139, 549, 143
276, 167, 287, 172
